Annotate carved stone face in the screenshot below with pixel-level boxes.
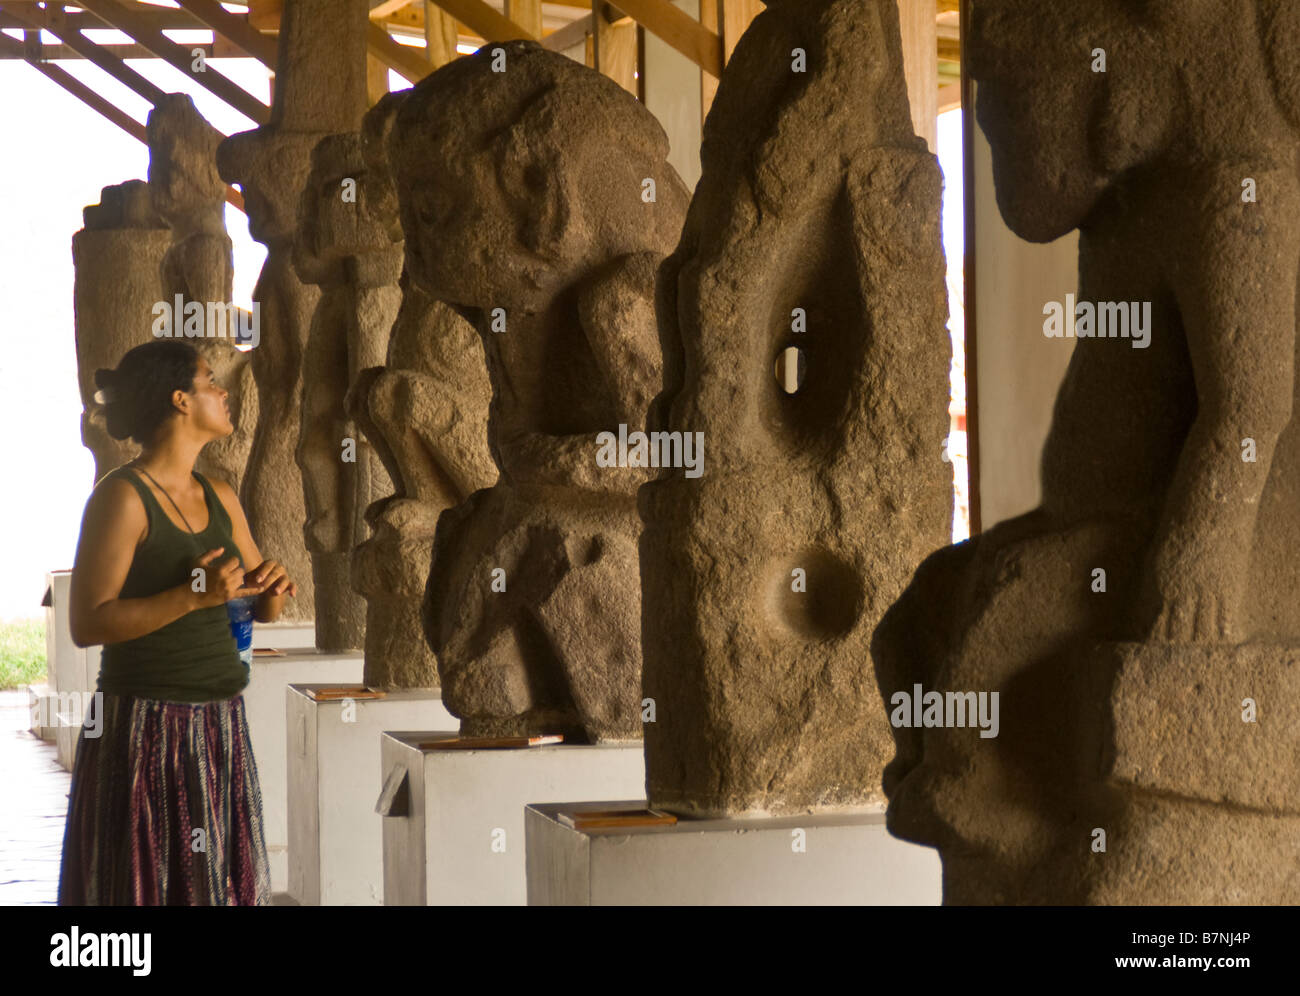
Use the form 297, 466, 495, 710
968, 0, 1113, 242
389, 42, 682, 314
295, 132, 392, 283
394, 138, 538, 310
147, 94, 225, 224
218, 129, 322, 245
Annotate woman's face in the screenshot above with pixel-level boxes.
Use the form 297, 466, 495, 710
186, 358, 233, 439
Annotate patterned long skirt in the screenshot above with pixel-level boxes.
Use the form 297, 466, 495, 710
57, 692, 271, 906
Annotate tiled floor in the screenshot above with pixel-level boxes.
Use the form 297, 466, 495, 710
1, 689, 299, 906
0, 689, 70, 905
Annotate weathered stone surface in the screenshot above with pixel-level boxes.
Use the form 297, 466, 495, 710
640, 0, 950, 817
217, 0, 371, 626
347, 93, 496, 688
390, 42, 688, 739
875, 0, 1300, 903
293, 130, 399, 651
73, 180, 169, 482
148, 92, 257, 493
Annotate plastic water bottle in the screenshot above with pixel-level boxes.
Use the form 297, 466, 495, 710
226, 595, 256, 669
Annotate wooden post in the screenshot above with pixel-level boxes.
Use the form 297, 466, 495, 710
699, 0, 718, 114
504, 0, 542, 38
896, 0, 937, 151
594, 4, 638, 95
424, 0, 459, 68
700, 0, 760, 120
367, 52, 390, 103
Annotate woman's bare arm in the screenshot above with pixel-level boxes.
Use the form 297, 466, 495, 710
68, 478, 257, 647
210, 478, 297, 624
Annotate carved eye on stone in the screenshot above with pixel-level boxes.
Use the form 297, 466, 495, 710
775, 345, 806, 394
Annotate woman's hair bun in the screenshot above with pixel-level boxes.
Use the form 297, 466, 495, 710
94, 341, 200, 446
92, 367, 117, 398
93, 367, 134, 441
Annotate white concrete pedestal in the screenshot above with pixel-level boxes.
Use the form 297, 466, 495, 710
288, 685, 456, 906
242, 652, 364, 894
251, 620, 316, 651
525, 801, 942, 905
38, 571, 101, 769
381, 733, 645, 906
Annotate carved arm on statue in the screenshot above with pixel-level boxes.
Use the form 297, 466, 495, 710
577, 252, 665, 426
497, 427, 656, 495
1143, 167, 1300, 643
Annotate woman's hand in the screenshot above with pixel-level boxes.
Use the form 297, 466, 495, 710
245, 560, 297, 598
191, 547, 266, 609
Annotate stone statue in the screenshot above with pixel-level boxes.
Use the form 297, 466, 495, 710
73, 180, 169, 482
292, 131, 399, 651
874, 0, 1300, 903
347, 93, 496, 689
217, 0, 372, 627
388, 42, 689, 740
147, 92, 258, 493
641, 0, 951, 817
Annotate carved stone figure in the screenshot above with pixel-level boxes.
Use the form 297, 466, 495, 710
217, 0, 371, 626
641, 0, 950, 817
347, 93, 496, 688
293, 131, 399, 651
73, 180, 169, 482
389, 42, 689, 740
148, 92, 257, 493
874, 0, 1300, 903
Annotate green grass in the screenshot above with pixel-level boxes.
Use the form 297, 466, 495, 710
0, 618, 47, 690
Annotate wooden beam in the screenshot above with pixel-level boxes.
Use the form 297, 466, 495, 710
246, 0, 282, 31
0, 2, 169, 105
898, 0, 937, 150
938, 81, 960, 113
424, 0, 459, 67
0, 6, 205, 31
0, 41, 216, 60
174, 0, 277, 66
0, 31, 147, 140
614, 0, 721, 78
77, 0, 271, 124
700, 0, 760, 119
540, 12, 592, 53
426, 0, 535, 42
367, 21, 431, 83
0, 31, 245, 212
370, 0, 417, 17
720, 0, 761, 60
504, 0, 542, 39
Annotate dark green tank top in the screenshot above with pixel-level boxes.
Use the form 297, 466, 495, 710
97, 465, 248, 703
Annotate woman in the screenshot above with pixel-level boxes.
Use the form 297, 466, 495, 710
59, 339, 297, 906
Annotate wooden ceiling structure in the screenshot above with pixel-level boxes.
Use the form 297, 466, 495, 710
0, 0, 963, 210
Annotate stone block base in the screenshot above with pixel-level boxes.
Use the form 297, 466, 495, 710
525, 801, 942, 905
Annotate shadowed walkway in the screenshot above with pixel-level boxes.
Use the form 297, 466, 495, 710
0, 689, 70, 905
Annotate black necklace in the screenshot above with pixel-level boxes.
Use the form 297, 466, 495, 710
130, 461, 201, 538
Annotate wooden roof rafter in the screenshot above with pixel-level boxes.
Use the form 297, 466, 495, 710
173, 0, 276, 66
0, 26, 246, 210
0, 1, 170, 101
425, 0, 535, 43
74, 0, 271, 124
